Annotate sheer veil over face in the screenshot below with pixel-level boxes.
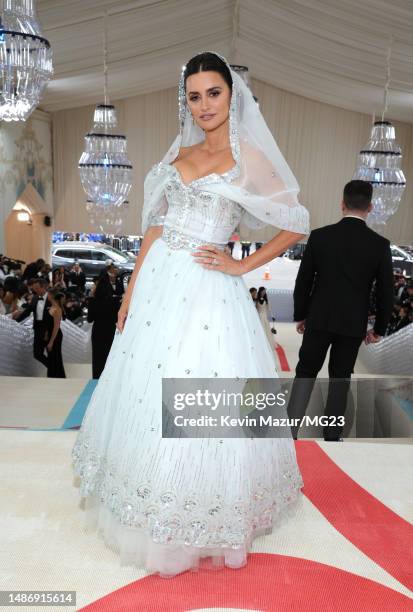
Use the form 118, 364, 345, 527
142, 52, 310, 235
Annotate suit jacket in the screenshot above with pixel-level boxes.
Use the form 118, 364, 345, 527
111, 276, 125, 296
15, 295, 53, 329
87, 294, 120, 325
293, 217, 394, 337
68, 269, 86, 290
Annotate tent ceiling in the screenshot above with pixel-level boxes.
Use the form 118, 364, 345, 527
37, 0, 413, 122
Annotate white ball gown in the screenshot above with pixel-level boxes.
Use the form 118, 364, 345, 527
71, 162, 304, 578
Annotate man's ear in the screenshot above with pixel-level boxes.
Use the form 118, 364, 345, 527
367, 202, 373, 212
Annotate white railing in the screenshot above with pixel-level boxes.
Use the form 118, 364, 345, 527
358, 323, 413, 376
0, 314, 92, 376
267, 289, 294, 322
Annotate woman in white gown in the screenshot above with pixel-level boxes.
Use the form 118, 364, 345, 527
71, 52, 310, 578
255, 286, 276, 350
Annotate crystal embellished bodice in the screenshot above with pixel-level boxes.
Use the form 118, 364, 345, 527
161, 164, 244, 251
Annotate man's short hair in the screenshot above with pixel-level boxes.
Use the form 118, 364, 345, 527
343, 180, 373, 211
32, 277, 49, 288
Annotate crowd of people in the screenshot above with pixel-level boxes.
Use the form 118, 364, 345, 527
0, 254, 124, 378
1, 247, 412, 379
369, 271, 413, 336
0, 256, 88, 321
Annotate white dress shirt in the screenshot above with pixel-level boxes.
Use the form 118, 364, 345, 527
343, 214, 366, 222
35, 295, 47, 322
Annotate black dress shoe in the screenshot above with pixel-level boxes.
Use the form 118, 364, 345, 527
323, 437, 343, 442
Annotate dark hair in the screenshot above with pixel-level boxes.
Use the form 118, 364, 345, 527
4, 276, 20, 294
32, 277, 49, 288
47, 287, 66, 318
257, 286, 268, 304
184, 52, 232, 92
343, 180, 373, 211
95, 272, 113, 300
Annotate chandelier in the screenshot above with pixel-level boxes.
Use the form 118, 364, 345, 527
86, 199, 129, 235
79, 12, 132, 219
79, 104, 133, 207
0, 0, 53, 121
353, 38, 406, 229
353, 121, 406, 227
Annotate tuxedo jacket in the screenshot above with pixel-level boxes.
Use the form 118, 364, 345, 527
69, 270, 86, 289
293, 217, 394, 338
112, 276, 125, 296
15, 295, 54, 329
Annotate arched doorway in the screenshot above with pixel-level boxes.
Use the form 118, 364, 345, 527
4, 183, 53, 265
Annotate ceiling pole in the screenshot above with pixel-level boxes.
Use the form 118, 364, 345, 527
229, 0, 240, 64
381, 34, 393, 122
103, 10, 109, 106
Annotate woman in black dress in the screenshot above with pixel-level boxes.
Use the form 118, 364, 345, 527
87, 271, 121, 379
45, 288, 66, 378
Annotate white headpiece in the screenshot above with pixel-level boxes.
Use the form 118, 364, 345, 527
142, 52, 309, 235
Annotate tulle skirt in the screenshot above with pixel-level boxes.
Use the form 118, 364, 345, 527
71, 236, 303, 577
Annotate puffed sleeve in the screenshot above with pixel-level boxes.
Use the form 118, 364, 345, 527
141, 164, 170, 234
237, 145, 310, 234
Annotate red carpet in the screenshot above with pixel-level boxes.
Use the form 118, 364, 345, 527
78, 441, 413, 611
275, 342, 290, 371
80, 553, 413, 611
296, 441, 413, 591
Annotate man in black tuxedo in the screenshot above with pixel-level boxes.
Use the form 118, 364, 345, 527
68, 261, 86, 294
106, 263, 125, 297
287, 180, 394, 440
15, 277, 53, 368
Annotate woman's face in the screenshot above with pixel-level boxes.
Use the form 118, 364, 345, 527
185, 70, 231, 132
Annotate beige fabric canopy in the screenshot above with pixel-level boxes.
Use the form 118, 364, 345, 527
38, 0, 413, 123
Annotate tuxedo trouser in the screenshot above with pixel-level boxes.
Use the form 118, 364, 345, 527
287, 328, 363, 439
33, 325, 48, 367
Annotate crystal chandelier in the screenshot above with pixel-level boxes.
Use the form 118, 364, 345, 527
353, 121, 406, 227
79, 104, 133, 207
86, 199, 129, 235
79, 12, 132, 215
0, 0, 53, 121
353, 38, 406, 228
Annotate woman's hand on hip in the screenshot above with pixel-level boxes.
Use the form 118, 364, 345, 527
191, 245, 245, 276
